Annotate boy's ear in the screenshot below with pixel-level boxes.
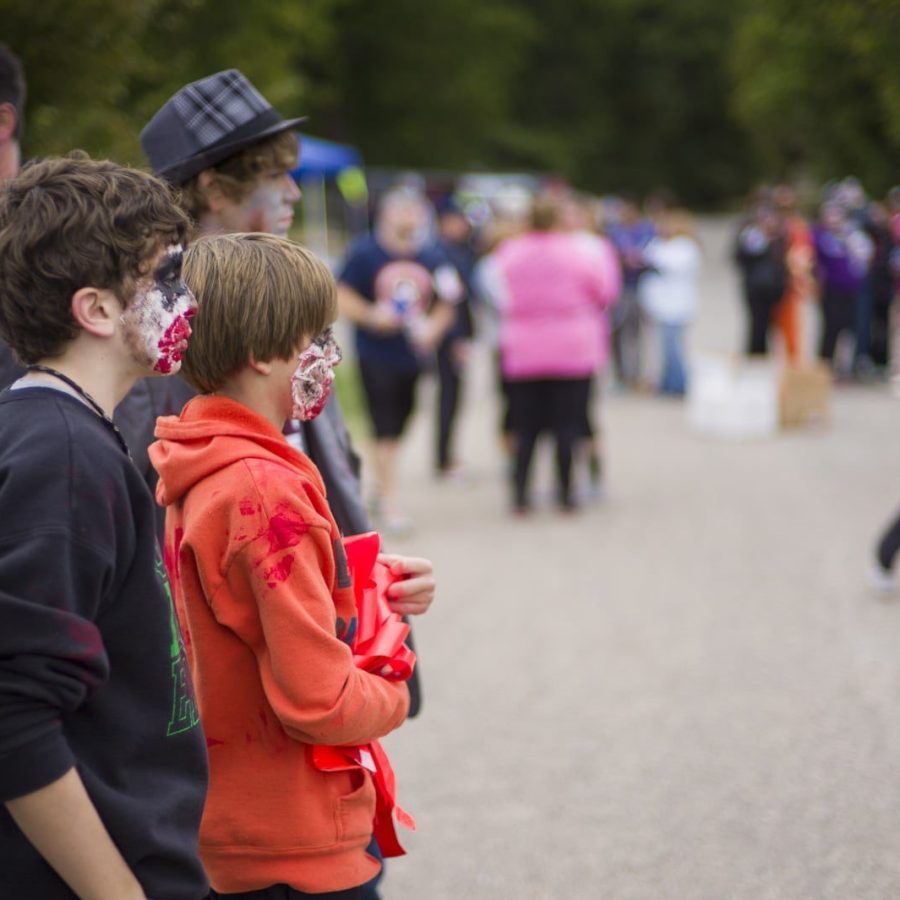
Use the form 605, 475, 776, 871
198, 169, 226, 212
70, 287, 120, 339
0, 103, 17, 143
247, 352, 273, 376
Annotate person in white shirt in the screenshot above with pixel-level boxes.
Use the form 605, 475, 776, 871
639, 209, 702, 396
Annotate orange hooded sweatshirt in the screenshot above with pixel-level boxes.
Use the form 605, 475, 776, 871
150, 395, 409, 894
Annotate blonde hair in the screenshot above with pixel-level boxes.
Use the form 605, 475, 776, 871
178, 130, 299, 229
529, 193, 564, 231
181, 233, 336, 393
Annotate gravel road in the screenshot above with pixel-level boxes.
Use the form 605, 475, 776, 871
360, 218, 900, 900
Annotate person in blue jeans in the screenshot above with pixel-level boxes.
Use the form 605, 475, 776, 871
638, 210, 702, 396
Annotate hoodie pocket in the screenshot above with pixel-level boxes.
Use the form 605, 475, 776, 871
337, 768, 376, 842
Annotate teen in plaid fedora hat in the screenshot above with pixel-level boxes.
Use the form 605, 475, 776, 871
121, 56, 432, 736
141, 69, 306, 186
120, 64, 433, 900
139, 69, 307, 239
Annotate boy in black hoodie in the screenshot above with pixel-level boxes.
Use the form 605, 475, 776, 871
0, 154, 208, 899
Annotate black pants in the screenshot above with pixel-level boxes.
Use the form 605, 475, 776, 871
877, 509, 900, 572
870, 282, 893, 368
357, 358, 417, 439
507, 377, 591, 509
744, 286, 782, 355
208, 886, 362, 899
435, 339, 463, 471
818, 288, 856, 363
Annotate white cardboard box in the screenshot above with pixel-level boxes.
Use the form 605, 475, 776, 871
687, 354, 780, 439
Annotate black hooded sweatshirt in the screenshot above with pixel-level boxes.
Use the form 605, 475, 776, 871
0, 386, 208, 899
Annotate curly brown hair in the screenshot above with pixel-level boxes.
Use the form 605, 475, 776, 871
178, 130, 298, 227
0, 153, 190, 364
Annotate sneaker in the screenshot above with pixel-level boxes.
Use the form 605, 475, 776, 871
869, 562, 896, 593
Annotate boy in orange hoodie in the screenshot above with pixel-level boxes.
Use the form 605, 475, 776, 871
150, 233, 410, 900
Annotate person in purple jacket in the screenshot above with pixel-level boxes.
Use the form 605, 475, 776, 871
814, 202, 873, 370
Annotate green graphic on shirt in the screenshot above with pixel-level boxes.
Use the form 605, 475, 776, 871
155, 552, 200, 737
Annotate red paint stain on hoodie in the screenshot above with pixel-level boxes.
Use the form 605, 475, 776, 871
264, 553, 295, 588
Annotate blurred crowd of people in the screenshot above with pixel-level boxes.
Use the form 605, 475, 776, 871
338, 173, 900, 525
335, 179, 707, 522
734, 178, 900, 377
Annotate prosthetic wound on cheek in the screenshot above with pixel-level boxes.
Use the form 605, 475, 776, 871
290, 328, 343, 421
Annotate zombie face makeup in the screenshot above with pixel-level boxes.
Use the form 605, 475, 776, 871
122, 244, 198, 375
290, 327, 342, 421
237, 172, 302, 237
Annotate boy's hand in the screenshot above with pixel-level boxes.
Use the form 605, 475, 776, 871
6, 768, 148, 900
378, 554, 435, 616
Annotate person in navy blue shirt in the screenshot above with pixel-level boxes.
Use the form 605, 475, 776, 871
337, 187, 462, 533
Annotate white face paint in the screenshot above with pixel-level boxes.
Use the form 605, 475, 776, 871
121, 244, 197, 374
238, 172, 302, 237
290, 327, 342, 421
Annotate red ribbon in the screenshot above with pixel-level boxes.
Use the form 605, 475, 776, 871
312, 532, 416, 857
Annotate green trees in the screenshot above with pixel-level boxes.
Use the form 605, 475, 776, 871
1, 0, 335, 165
324, 0, 532, 169
3, 0, 898, 206
731, 0, 900, 195
505, 0, 754, 205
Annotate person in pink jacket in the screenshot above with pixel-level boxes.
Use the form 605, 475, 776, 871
493, 193, 621, 513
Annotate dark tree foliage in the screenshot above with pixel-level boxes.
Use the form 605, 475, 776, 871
329, 0, 533, 169
2, 0, 897, 206
506, 0, 758, 206
732, 0, 900, 195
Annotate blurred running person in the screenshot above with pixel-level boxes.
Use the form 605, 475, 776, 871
872, 508, 900, 593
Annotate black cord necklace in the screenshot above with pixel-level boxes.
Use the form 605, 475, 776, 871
25, 364, 131, 456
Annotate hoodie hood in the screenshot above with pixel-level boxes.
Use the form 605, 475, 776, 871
151, 394, 322, 507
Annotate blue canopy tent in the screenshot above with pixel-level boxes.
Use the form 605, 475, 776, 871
290, 133, 362, 179
290, 133, 367, 263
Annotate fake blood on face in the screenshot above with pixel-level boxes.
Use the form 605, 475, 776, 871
155, 312, 196, 374
290, 327, 342, 421
122, 244, 198, 375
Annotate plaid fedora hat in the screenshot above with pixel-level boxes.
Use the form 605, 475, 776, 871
141, 69, 306, 185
